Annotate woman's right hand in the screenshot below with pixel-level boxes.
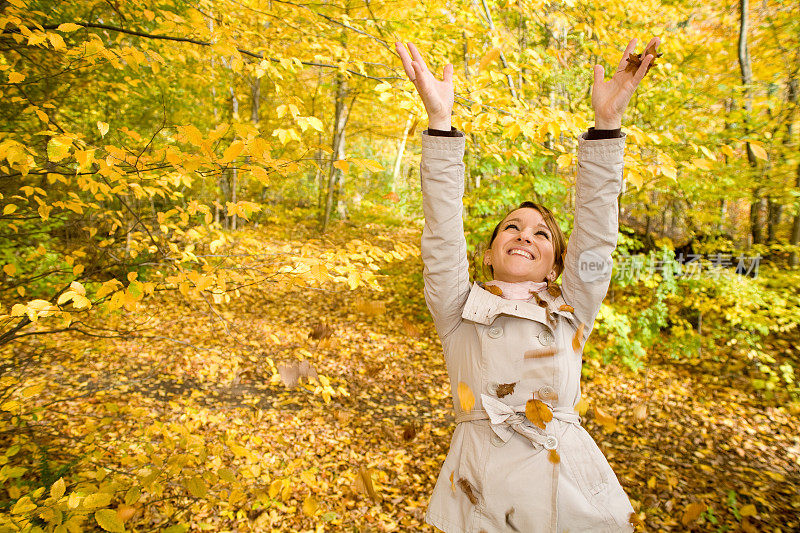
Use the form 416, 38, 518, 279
395, 42, 454, 130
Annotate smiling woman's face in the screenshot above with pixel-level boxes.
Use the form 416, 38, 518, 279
484, 207, 557, 283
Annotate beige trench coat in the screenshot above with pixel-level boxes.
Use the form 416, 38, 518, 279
420, 130, 634, 532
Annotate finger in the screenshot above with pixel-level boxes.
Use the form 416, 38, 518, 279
616, 38, 638, 72
407, 42, 430, 73
411, 61, 427, 90
395, 42, 416, 80
642, 36, 660, 56
631, 53, 654, 86
443, 63, 453, 84
593, 64, 605, 86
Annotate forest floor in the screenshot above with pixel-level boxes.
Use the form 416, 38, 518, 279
7, 224, 800, 532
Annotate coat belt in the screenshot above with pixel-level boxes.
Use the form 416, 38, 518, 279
455, 394, 581, 450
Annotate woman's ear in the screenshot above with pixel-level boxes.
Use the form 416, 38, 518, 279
484, 250, 491, 266
547, 270, 556, 282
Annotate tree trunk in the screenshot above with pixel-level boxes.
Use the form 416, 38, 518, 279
391, 115, 414, 193
229, 84, 239, 230
787, 78, 800, 266
322, 74, 352, 232
738, 0, 762, 246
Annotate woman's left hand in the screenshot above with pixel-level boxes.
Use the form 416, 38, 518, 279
592, 37, 660, 129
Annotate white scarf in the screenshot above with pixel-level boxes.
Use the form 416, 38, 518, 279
484, 279, 548, 301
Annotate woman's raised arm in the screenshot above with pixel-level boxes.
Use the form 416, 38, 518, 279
396, 42, 469, 340
562, 37, 660, 340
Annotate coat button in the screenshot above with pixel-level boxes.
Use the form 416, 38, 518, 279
488, 326, 503, 339
538, 385, 557, 401
544, 436, 558, 450
487, 381, 499, 395
538, 329, 555, 346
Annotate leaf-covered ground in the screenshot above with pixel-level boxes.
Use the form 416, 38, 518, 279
3, 226, 799, 532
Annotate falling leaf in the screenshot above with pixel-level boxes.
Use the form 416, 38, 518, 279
593, 405, 617, 433
632, 403, 648, 421
354, 467, 379, 501
97, 121, 109, 137
548, 450, 560, 464
524, 347, 558, 359
457, 478, 479, 505
495, 382, 515, 398
681, 502, 706, 525
559, 304, 574, 313
525, 398, 553, 430
547, 284, 561, 297
749, 143, 768, 160
458, 382, 475, 412
572, 322, 585, 351
624, 41, 662, 74
486, 284, 503, 296
449, 471, 456, 493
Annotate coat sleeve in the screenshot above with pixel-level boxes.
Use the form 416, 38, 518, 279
420, 129, 470, 340
561, 132, 626, 342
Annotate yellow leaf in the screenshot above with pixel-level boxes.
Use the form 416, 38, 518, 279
73, 264, 84, 276
12, 496, 36, 514
69, 281, 86, 296
478, 48, 501, 71
268, 479, 282, 498
221, 140, 244, 164
740, 504, 757, 517
97, 122, 109, 137
4, 204, 17, 215
749, 143, 768, 160
660, 165, 677, 180
3, 264, 16, 276
333, 160, 349, 173
57, 23, 83, 32
22, 383, 44, 398
82, 492, 112, 509
51, 478, 66, 500
681, 502, 706, 525
48, 33, 66, 51
525, 398, 553, 430
184, 476, 207, 498
95, 509, 125, 532
593, 405, 617, 433
457, 382, 474, 412
556, 154, 573, 169
9, 72, 25, 83
302, 494, 318, 516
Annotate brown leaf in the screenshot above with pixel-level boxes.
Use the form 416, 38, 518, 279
572, 322, 585, 351
277, 363, 300, 387
632, 403, 648, 421
308, 321, 332, 340
548, 449, 560, 464
547, 284, 561, 298
495, 382, 516, 398
354, 467, 379, 501
401, 423, 417, 441
457, 478, 479, 505
458, 382, 475, 412
681, 502, 706, 526
524, 347, 558, 359
624, 41, 662, 74
525, 398, 553, 430
401, 318, 420, 338
486, 284, 503, 296
559, 304, 574, 313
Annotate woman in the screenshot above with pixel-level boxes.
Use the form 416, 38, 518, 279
395, 36, 659, 532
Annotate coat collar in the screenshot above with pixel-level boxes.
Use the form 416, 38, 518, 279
461, 281, 576, 327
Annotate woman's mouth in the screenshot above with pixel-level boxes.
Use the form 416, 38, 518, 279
508, 248, 535, 260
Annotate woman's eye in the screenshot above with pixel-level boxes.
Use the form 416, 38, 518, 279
537, 231, 550, 240
505, 223, 518, 230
